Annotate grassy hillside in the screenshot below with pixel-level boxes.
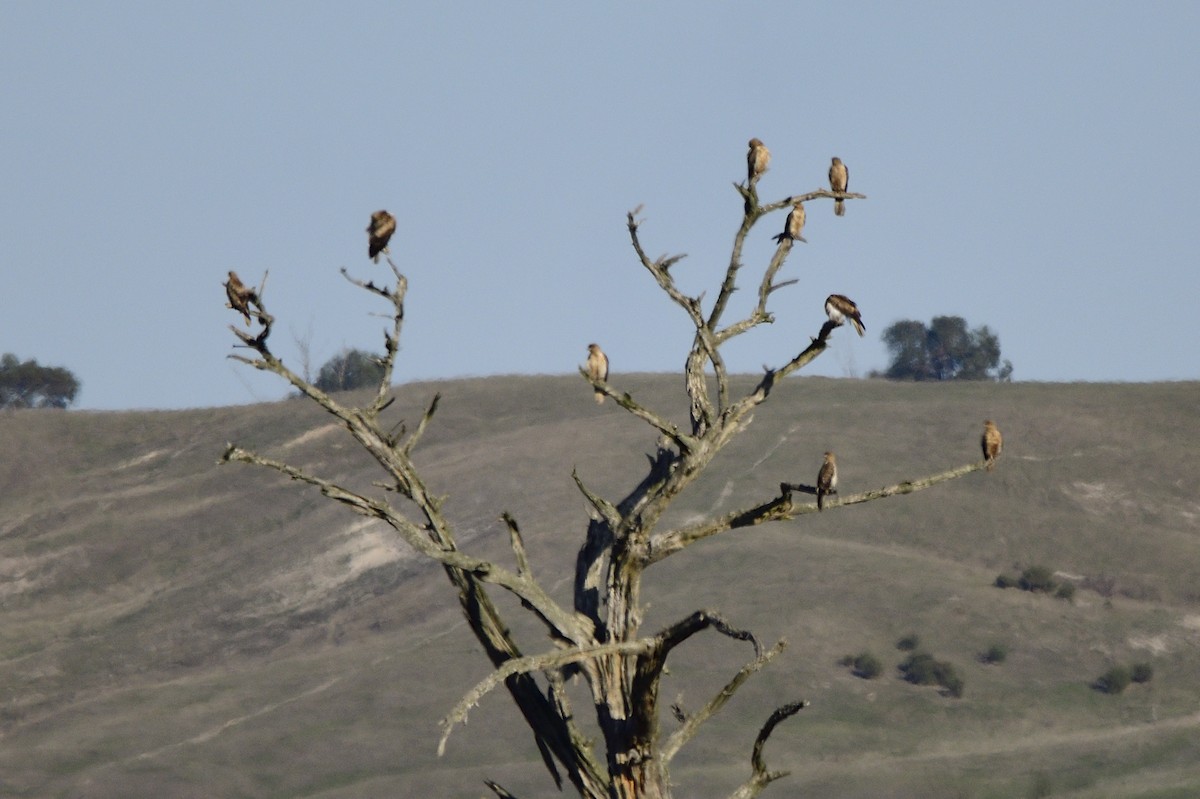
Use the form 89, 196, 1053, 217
1, 376, 1198, 798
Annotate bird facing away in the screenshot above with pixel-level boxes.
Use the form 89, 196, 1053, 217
224, 270, 257, 326
829, 157, 849, 216
824, 294, 866, 336
772, 200, 806, 244
982, 420, 1003, 471
586, 343, 609, 404
817, 451, 838, 511
747, 138, 770, 184
366, 210, 397, 263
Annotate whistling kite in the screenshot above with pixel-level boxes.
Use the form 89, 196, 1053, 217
747, 138, 770, 184
817, 451, 838, 511
224, 270, 257, 326
586, 344, 609, 404
772, 200, 807, 244
829, 157, 849, 217
982, 420, 1003, 471
367, 210, 397, 263
824, 294, 866, 337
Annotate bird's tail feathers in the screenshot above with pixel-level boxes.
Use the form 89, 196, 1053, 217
834, 199, 846, 216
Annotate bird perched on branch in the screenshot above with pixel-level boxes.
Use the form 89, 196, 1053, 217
224, 270, 258, 326
829, 157, 849, 216
982, 420, 1003, 471
367, 210, 396, 263
747, 138, 770, 184
824, 294, 865, 336
772, 200, 806, 244
586, 343, 609, 404
817, 451, 838, 511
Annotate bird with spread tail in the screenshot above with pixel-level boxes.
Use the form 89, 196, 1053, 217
772, 200, 806, 244
829, 157, 849, 216
224, 270, 258, 326
982, 420, 1003, 471
824, 294, 865, 336
817, 451, 838, 511
586, 344, 609, 404
747, 138, 770, 184
367, 210, 396, 263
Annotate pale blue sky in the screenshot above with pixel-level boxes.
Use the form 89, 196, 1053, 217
3, 3, 1198, 410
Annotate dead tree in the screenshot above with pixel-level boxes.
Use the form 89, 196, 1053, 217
221, 151, 988, 798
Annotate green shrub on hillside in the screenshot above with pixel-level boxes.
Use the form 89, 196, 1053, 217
1131, 663, 1154, 684
853, 653, 883, 679
1095, 666, 1132, 694
896, 633, 920, 652
1019, 565, 1057, 593
981, 643, 1008, 664
899, 652, 964, 697
994, 565, 1075, 601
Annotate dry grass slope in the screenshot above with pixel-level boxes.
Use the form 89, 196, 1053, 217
0, 376, 1198, 798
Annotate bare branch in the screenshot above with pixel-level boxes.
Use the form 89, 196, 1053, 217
760, 188, 868, 215
571, 468, 622, 529
648, 460, 984, 564
729, 699, 809, 799
654, 609, 763, 661
662, 640, 787, 765
221, 444, 589, 646
339, 262, 406, 415
484, 780, 521, 799
626, 209, 704, 327
501, 511, 532, 578
402, 391, 441, 457
440, 639, 657, 756
579, 367, 699, 453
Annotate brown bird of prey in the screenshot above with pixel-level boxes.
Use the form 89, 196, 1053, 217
829, 157, 849, 217
772, 200, 806, 244
224, 270, 258, 326
816, 451, 838, 511
747, 138, 770, 184
366, 210, 396, 263
586, 343, 609, 404
982, 420, 1003, 471
824, 294, 866, 336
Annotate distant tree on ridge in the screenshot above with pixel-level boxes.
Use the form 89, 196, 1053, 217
0, 353, 80, 409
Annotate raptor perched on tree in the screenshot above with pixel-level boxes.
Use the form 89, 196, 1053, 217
817, 451, 838, 511
366, 210, 396, 263
585, 343, 609, 404
747, 138, 770, 185
224, 270, 258, 327
981, 420, 1003, 471
772, 200, 806, 244
824, 294, 865, 336
829, 157, 849, 217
